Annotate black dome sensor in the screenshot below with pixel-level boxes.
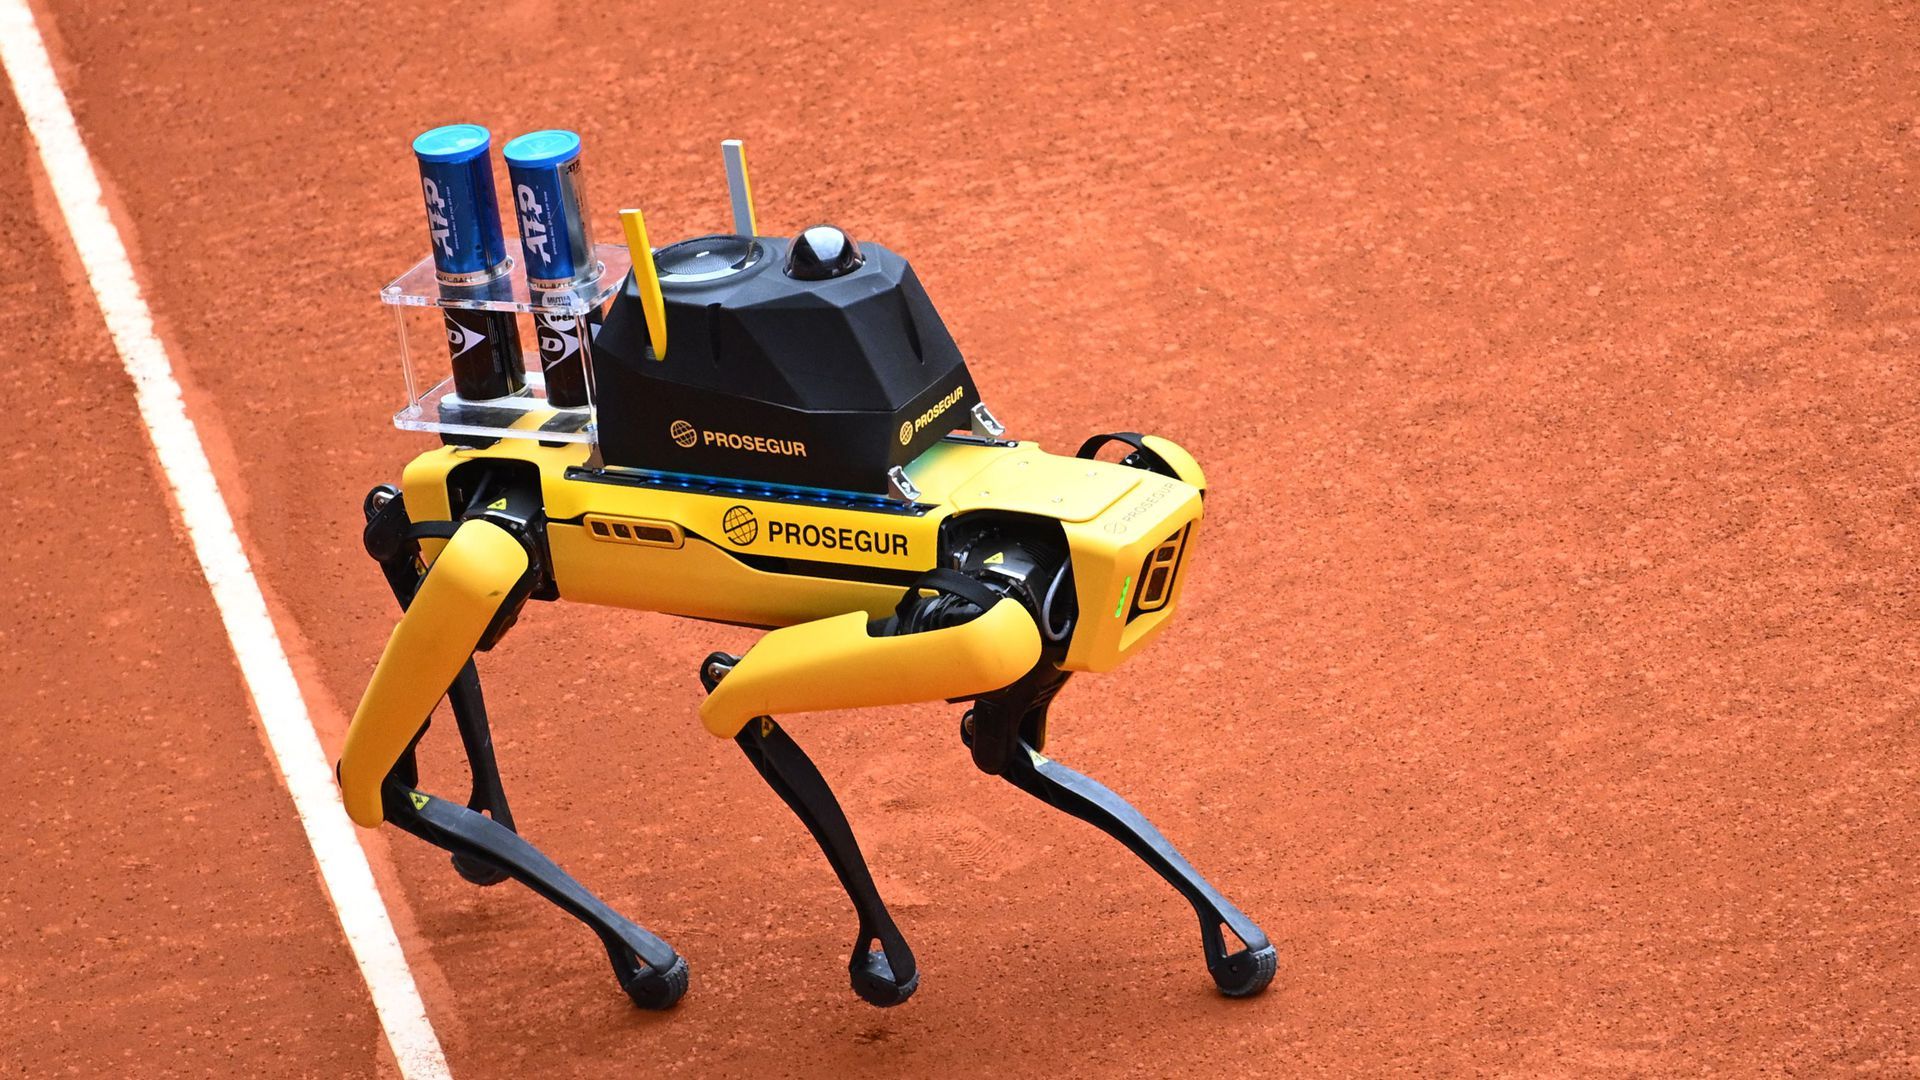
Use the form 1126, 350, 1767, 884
786, 225, 864, 280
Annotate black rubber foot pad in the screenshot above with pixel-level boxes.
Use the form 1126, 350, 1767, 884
1213, 944, 1277, 998
851, 951, 919, 1007
622, 955, 690, 1010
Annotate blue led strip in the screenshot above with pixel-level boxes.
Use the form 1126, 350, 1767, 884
569, 466, 932, 516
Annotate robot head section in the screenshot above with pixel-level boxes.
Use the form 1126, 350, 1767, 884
592, 227, 981, 495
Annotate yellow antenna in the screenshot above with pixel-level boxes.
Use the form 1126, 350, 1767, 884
722, 139, 756, 236
619, 208, 667, 361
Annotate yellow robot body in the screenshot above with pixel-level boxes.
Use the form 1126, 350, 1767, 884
395, 430, 1205, 675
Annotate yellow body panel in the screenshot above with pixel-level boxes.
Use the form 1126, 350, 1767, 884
1060, 475, 1205, 673
948, 451, 1140, 522
700, 599, 1041, 737
547, 472, 941, 575
549, 522, 905, 625
340, 519, 528, 826
393, 430, 1202, 675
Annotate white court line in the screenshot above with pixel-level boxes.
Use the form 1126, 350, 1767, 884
0, 5, 453, 1078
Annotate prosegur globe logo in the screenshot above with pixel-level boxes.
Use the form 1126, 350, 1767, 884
670, 420, 698, 448
722, 505, 758, 545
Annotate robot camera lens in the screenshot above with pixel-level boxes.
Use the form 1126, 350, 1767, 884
785, 224, 865, 280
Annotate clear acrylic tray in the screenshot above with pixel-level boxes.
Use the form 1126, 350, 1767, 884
395, 371, 597, 444
380, 242, 631, 314
385, 242, 633, 445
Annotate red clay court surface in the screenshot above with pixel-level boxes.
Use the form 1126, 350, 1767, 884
4, 1, 1917, 1075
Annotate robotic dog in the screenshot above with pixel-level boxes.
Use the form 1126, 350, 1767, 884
345, 131, 1273, 1011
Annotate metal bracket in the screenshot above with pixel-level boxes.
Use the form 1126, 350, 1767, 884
886, 465, 922, 503
970, 402, 1006, 439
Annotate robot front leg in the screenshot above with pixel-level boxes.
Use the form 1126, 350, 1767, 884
698, 586, 1044, 1006
365, 487, 517, 885
440, 661, 515, 884
999, 743, 1276, 996
725, 704, 919, 1006
344, 509, 687, 1008
966, 667, 1277, 998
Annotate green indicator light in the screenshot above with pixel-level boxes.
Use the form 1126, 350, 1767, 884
1114, 575, 1132, 618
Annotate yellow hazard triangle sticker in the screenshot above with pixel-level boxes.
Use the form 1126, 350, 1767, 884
487, 497, 508, 510
984, 551, 1005, 565
409, 792, 430, 810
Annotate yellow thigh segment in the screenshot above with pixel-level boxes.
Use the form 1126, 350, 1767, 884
338, 519, 528, 826
700, 598, 1041, 738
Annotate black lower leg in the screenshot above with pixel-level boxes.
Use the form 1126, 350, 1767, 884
997, 742, 1275, 996
444, 661, 517, 885
379, 775, 688, 1009
732, 714, 918, 1007
968, 664, 1275, 998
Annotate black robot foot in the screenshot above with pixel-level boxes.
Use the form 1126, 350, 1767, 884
621, 954, 690, 1010
1211, 944, 1277, 998
850, 951, 919, 1007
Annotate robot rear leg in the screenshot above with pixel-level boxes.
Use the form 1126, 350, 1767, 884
351, 488, 688, 1008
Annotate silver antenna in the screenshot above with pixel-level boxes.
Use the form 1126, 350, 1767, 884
722, 139, 756, 237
